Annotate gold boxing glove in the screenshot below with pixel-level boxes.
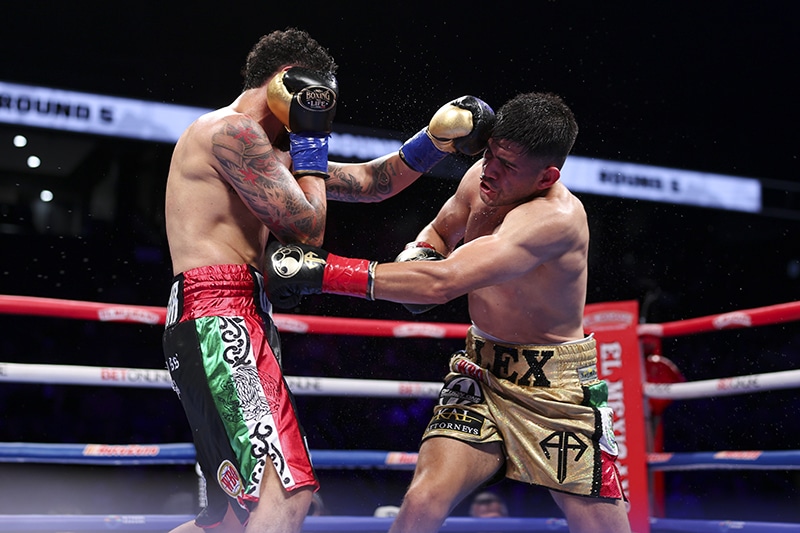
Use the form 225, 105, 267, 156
399, 95, 495, 173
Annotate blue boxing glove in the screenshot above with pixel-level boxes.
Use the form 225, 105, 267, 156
267, 67, 339, 178
399, 96, 495, 173
394, 241, 445, 314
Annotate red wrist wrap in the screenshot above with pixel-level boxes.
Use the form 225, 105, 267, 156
322, 254, 376, 300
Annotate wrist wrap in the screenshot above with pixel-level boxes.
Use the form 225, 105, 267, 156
399, 129, 448, 173
322, 254, 376, 300
290, 133, 329, 177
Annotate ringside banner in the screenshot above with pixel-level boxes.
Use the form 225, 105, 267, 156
0, 81, 208, 143
562, 156, 761, 213
1, 80, 761, 213
0, 80, 402, 160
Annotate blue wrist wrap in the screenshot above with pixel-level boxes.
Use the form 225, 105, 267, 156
290, 133, 329, 176
399, 129, 448, 173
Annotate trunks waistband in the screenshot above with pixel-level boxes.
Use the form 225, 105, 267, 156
464, 327, 597, 380
165, 264, 271, 326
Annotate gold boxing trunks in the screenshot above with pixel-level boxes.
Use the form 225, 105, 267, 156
422, 327, 625, 499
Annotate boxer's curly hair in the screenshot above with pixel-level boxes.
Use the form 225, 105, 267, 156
242, 27, 338, 90
493, 92, 578, 169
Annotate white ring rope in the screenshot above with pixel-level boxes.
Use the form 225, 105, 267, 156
0, 362, 442, 398
3, 361, 799, 400
643, 368, 800, 399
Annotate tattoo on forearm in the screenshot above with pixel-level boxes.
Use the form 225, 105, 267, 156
372, 159, 393, 197
326, 158, 395, 201
325, 167, 363, 201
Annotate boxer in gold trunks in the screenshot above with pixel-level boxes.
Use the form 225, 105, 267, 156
266, 92, 632, 533
427, 328, 622, 499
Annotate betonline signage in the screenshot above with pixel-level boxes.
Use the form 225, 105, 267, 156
0, 81, 761, 213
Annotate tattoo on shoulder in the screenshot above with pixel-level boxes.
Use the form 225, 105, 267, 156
208, 116, 325, 240
211, 116, 279, 184
210, 116, 289, 219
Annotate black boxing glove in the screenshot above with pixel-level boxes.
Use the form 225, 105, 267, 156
271, 68, 339, 134
394, 241, 445, 314
399, 95, 496, 173
265, 241, 376, 309
267, 67, 339, 178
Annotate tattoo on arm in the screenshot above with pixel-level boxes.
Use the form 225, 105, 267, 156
326, 158, 394, 202
211, 116, 325, 242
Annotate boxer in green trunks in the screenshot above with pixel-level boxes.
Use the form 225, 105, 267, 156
163, 27, 495, 532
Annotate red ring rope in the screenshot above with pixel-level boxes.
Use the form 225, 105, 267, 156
2, 294, 799, 338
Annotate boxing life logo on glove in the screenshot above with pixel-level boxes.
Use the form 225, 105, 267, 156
270, 244, 326, 279
294, 86, 336, 114
267, 67, 338, 134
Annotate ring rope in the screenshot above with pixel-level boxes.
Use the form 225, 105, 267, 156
648, 450, 800, 471
3, 361, 799, 401
638, 300, 800, 338
2, 294, 799, 338
0, 294, 470, 338
643, 368, 800, 399
0, 362, 442, 397
3, 442, 799, 471
0, 442, 419, 469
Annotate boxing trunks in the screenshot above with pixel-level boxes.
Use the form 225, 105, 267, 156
422, 327, 625, 500
163, 264, 318, 528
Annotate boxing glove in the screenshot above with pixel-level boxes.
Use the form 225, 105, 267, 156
400, 95, 495, 173
267, 67, 339, 178
265, 241, 376, 309
394, 242, 445, 314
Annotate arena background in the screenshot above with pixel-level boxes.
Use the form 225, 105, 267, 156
0, 1, 798, 523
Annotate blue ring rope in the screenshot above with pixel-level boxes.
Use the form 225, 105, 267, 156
1, 442, 799, 470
